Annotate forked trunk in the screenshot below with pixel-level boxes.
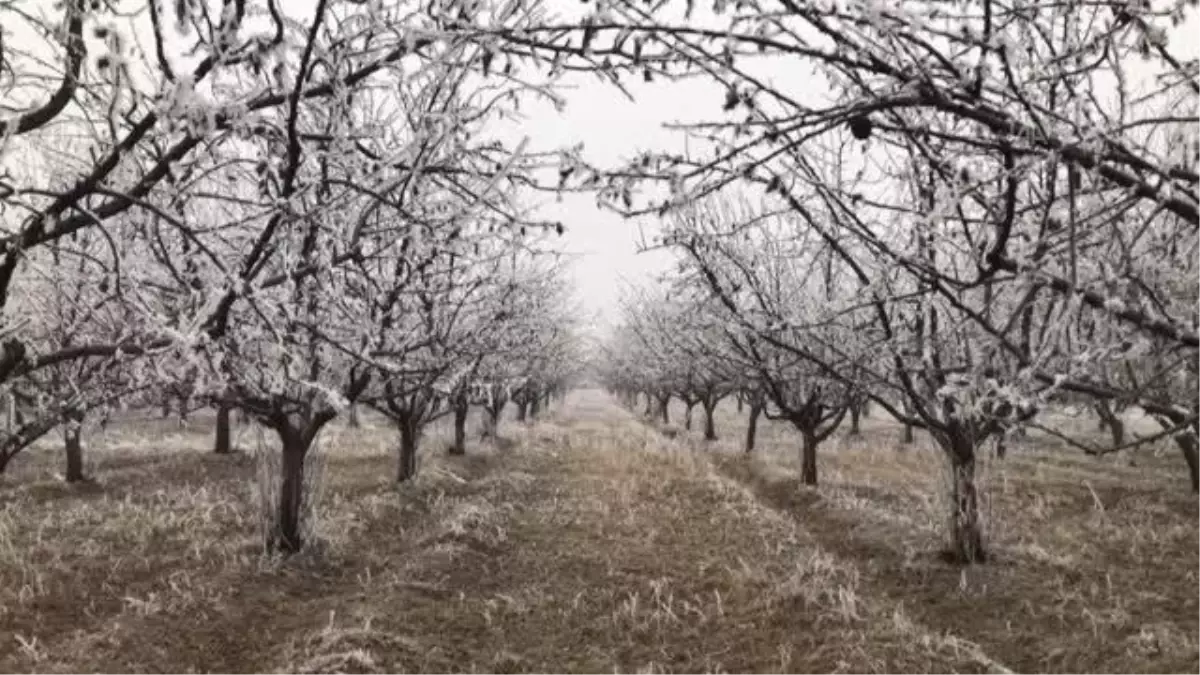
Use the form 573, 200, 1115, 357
450, 399, 468, 456
1094, 403, 1124, 447
397, 417, 420, 483
63, 413, 85, 483
800, 432, 817, 486
946, 435, 986, 563
702, 400, 717, 441
745, 402, 762, 453
214, 403, 233, 454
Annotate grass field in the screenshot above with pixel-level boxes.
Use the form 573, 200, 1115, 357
0, 390, 1195, 673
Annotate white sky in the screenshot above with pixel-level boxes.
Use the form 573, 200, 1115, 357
502, 73, 718, 328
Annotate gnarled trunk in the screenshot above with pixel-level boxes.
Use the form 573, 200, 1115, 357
265, 412, 336, 555
214, 403, 233, 454
745, 402, 762, 453
942, 430, 986, 564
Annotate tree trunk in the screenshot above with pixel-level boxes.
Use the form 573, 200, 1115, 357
161, 398, 171, 419
516, 400, 528, 422
450, 399, 468, 456
745, 402, 762, 453
1099, 401, 1123, 444
348, 404, 360, 428
483, 403, 502, 439
1178, 432, 1199, 493
529, 395, 541, 420
684, 402, 695, 431
63, 412, 85, 483
800, 432, 817, 486
702, 400, 717, 441
948, 449, 986, 563
214, 403, 233, 454
902, 423, 914, 445
274, 433, 309, 554
397, 416, 420, 482
1103, 413, 1124, 447
643, 394, 653, 417
736, 395, 744, 414
848, 403, 861, 436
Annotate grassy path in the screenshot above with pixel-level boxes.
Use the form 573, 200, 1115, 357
6, 390, 1192, 672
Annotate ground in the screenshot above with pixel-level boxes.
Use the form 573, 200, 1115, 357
0, 390, 1195, 673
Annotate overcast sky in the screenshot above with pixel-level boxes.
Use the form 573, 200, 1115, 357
501, 73, 727, 329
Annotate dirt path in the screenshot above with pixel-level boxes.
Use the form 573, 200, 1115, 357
3, 391, 1003, 673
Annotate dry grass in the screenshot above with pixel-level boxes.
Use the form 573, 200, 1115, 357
663, 397, 1199, 673
0, 393, 1194, 673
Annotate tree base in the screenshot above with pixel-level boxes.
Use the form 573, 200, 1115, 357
937, 546, 989, 565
